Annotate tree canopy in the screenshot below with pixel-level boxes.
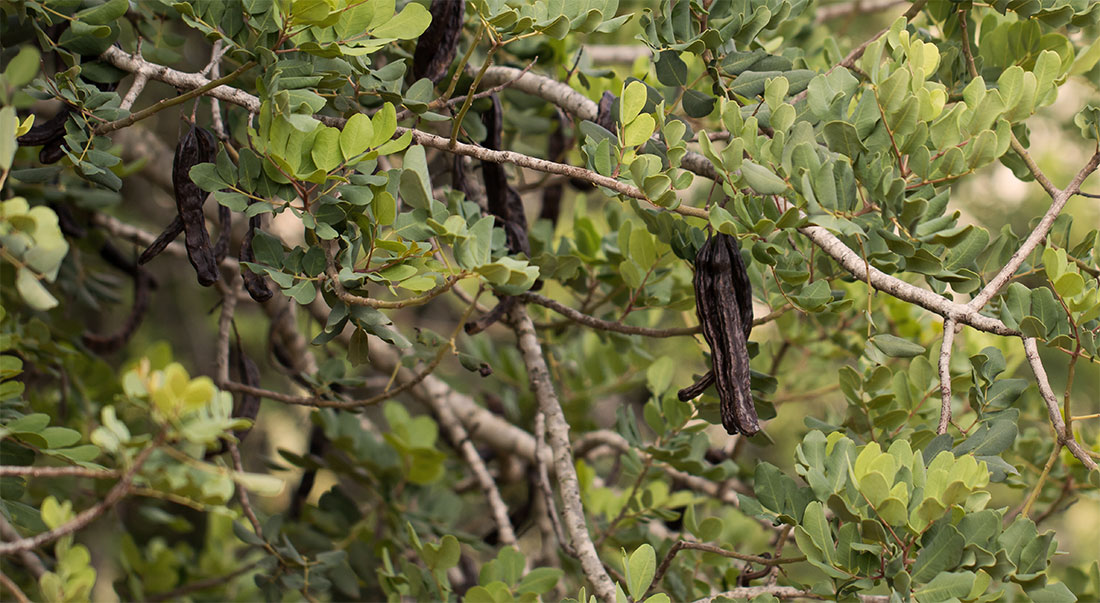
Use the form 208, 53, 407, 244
1, 0, 1099, 601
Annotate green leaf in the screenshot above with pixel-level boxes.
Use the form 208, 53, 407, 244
398, 145, 432, 209
2, 46, 40, 89
623, 114, 655, 147
911, 525, 964, 582
822, 121, 868, 158
626, 544, 656, 600
802, 501, 834, 563
76, 0, 130, 25
740, 160, 787, 194
188, 163, 229, 193
646, 356, 674, 394
311, 126, 342, 172
914, 571, 975, 602
655, 51, 688, 87
953, 420, 1017, 456
535, 14, 571, 39
622, 81, 648, 125
517, 567, 563, 595
682, 89, 716, 118
372, 2, 431, 39
371, 103, 398, 148
340, 113, 374, 160
0, 108, 17, 171
251, 230, 286, 268
872, 334, 926, 358
16, 267, 58, 310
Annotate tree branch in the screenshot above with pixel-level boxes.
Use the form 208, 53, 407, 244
937, 319, 958, 435
1021, 337, 1098, 470
96, 47, 1020, 343
968, 150, 1100, 310
651, 540, 806, 596
0, 435, 161, 556
507, 304, 616, 602
521, 292, 700, 337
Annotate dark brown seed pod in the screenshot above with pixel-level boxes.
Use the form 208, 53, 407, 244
596, 91, 616, 132
138, 215, 184, 265
230, 345, 261, 442
206, 341, 262, 458
239, 214, 273, 302
82, 267, 153, 354
464, 295, 516, 335
466, 95, 535, 334
412, 0, 464, 84
214, 203, 231, 264
480, 94, 530, 257
98, 241, 158, 289
172, 125, 220, 286
39, 137, 67, 164
679, 233, 759, 436
18, 107, 71, 146
540, 108, 567, 223
289, 424, 328, 519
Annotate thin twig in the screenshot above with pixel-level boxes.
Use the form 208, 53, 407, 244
228, 442, 264, 541
214, 275, 241, 387
0, 571, 30, 603
651, 540, 805, 595
95, 60, 256, 135
119, 72, 149, 111
146, 560, 261, 602
0, 516, 47, 579
0, 434, 162, 555
394, 58, 537, 122
522, 292, 700, 337
0, 466, 118, 478
1019, 443, 1061, 518
534, 410, 574, 556
1022, 337, 1098, 470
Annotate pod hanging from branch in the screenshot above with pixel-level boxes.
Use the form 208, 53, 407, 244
172, 124, 220, 286
466, 94, 532, 335
83, 265, 153, 355
138, 216, 184, 265
540, 108, 568, 223
206, 338, 262, 458
239, 213, 273, 302
678, 233, 759, 436
413, 0, 465, 84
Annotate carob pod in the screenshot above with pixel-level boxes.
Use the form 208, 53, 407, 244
540, 108, 567, 223
465, 94, 533, 335
213, 203, 231, 264
172, 125, 220, 286
289, 424, 328, 519
678, 233, 759, 435
138, 215, 184, 265
206, 340, 262, 458
412, 0, 464, 84
98, 241, 158, 289
17, 107, 71, 146
480, 95, 530, 256
595, 91, 616, 132
239, 213, 273, 302
82, 267, 153, 354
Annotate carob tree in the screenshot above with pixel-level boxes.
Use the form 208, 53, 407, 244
1, 1, 1099, 602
